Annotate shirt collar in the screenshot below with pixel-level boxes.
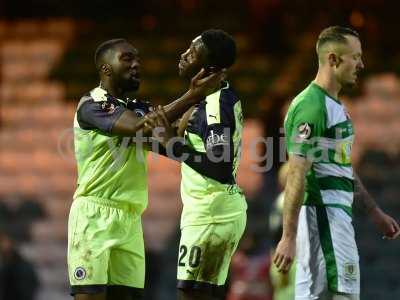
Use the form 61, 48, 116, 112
91, 85, 132, 106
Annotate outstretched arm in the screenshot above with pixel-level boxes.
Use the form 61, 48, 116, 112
273, 154, 311, 273
354, 172, 400, 239
112, 69, 223, 136
148, 107, 234, 184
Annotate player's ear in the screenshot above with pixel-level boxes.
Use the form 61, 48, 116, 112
328, 53, 336, 67
328, 53, 342, 68
100, 64, 112, 76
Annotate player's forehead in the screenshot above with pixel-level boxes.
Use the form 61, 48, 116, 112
343, 35, 362, 55
190, 36, 205, 53
113, 42, 139, 57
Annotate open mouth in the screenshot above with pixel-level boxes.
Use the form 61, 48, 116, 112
130, 72, 140, 81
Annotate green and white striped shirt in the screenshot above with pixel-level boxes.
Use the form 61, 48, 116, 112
285, 82, 354, 216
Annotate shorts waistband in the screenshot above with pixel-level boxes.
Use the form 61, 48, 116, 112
74, 196, 140, 214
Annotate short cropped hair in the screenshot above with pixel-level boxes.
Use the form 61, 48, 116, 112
201, 29, 236, 69
94, 38, 127, 70
316, 26, 359, 54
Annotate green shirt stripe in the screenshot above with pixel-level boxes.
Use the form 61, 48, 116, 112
317, 176, 354, 192
303, 167, 324, 206
324, 204, 352, 217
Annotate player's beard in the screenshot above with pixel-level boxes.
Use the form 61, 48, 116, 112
120, 77, 140, 94
340, 72, 360, 93
342, 80, 357, 92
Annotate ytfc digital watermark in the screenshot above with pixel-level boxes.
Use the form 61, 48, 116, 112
58, 126, 352, 173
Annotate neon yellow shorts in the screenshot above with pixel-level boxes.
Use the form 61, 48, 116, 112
67, 197, 145, 289
177, 213, 246, 289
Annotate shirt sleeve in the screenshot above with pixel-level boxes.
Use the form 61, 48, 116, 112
77, 99, 126, 134
286, 101, 326, 157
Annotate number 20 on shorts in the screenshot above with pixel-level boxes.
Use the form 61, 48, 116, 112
178, 245, 202, 268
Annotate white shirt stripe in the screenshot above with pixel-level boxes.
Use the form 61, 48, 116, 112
317, 136, 354, 150
325, 96, 346, 128
320, 189, 354, 206
314, 163, 354, 179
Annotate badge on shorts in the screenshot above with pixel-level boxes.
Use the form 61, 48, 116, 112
74, 267, 87, 280
344, 263, 357, 280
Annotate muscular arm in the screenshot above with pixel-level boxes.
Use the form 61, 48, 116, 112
112, 69, 223, 136
176, 106, 196, 137
111, 91, 203, 136
281, 154, 312, 239
111, 109, 149, 136
273, 154, 311, 273
148, 103, 234, 183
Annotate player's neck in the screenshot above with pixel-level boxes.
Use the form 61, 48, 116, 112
100, 80, 125, 99
314, 70, 341, 99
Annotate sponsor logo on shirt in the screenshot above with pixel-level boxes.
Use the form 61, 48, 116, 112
206, 130, 229, 149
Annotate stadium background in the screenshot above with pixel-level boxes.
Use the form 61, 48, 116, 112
0, 0, 399, 299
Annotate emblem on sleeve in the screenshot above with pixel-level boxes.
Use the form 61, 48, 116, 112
101, 101, 116, 114
297, 123, 312, 139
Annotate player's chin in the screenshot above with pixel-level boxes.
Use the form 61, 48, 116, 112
343, 77, 358, 89
351, 73, 361, 84
127, 78, 140, 91
179, 66, 197, 80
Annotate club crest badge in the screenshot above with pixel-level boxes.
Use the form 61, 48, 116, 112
101, 101, 116, 114
74, 267, 87, 280
297, 123, 312, 139
344, 263, 357, 280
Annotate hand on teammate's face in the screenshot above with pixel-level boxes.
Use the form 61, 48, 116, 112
189, 68, 226, 98
273, 237, 296, 274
